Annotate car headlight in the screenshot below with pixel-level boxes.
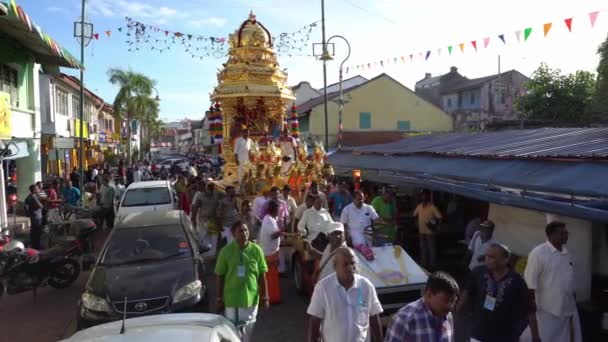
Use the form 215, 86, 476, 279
173, 280, 202, 304
81, 293, 112, 313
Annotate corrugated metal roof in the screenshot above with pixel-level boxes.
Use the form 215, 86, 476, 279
340, 128, 608, 159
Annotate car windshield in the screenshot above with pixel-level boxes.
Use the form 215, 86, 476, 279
121, 187, 171, 207
102, 225, 191, 266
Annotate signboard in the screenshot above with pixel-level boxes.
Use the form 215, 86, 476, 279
0, 92, 12, 139
98, 132, 106, 143
74, 119, 89, 138
53, 137, 75, 149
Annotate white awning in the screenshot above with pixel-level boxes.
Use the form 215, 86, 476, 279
1, 141, 29, 160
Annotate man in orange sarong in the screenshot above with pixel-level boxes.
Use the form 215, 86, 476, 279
259, 200, 284, 304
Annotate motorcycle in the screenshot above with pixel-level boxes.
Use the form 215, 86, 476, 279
47, 206, 98, 270
0, 241, 81, 298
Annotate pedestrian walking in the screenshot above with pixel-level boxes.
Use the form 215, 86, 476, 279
259, 200, 283, 304
522, 221, 582, 342
191, 181, 221, 256
24, 184, 44, 250
307, 247, 383, 342
218, 186, 240, 244
215, 221, 269, 342
384, 271, 458, 342
413, 189, 442, 269
466, 220, 497, 271
45, 180, 62, 224
240, 200, 261, 242
457, 243, 531, 342
97, 174, 115, 229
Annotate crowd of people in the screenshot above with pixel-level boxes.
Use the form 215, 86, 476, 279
17, 155, 583, 341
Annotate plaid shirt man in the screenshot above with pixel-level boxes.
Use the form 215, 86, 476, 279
385, 298, 454, 342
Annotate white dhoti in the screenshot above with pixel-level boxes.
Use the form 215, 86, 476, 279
520, 309, 582, 342
236, 160, 249, 184
224, 305, 258, 342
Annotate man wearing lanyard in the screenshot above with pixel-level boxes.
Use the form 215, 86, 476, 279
456, 243, 531, 342
340, 191, 382, 248
307, 247, 383, 342
215, 221, 269, 342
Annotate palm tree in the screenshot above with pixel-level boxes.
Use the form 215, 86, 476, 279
107, 68, 155, 165
132, 94, 160, 160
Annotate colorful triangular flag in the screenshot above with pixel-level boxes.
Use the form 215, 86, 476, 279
425, 50, 431, 60
564, 18, 573, 32
524, 27, 532, 41
93, 33, 99, 40
105, 30, 111, 37
471, 40, 477, 51
543, 23, 552, 37
498, 34, 506, 44
515, 30, 522, 42
448, 46, 453, 55
409, 54, 413, 61
589, 11, 599, 28
458, 43, 465, 52
483, 37, 490, 48
400, 56, 405, 63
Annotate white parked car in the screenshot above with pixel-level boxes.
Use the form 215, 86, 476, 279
61, 313, 241, 342
116, 181, 179, 220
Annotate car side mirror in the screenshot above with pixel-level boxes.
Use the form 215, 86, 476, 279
199, 244, 212, 254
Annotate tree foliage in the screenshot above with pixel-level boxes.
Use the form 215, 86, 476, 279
107, 68, 157, 164
593, 34, 608, 112
515, 63, 596, 123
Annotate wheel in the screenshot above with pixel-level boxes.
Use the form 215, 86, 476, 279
49, 258, 81, 289
292, 254, 304, 295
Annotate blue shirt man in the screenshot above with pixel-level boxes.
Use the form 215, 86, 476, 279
63, 181, 81, 206
329, 184, 352, 220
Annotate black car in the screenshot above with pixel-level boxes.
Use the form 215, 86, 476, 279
77, 210, 209, 329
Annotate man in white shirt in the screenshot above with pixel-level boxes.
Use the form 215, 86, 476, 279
307, 247, 383, 342
253, 188, 270, 220
340, 191, 381, 247
467, 220, 497, 270
523, 221, 582, 342
298, 195, 333, 242
234, 128, 252, 183
293, 195, 314, 232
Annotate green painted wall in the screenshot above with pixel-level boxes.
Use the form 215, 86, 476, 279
0, 36, 35, 111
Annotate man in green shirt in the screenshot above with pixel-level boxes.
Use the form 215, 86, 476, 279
215, 220, 269, 342
371, 188, 397, 244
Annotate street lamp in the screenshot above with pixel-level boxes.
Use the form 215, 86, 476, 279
73, 1, 93, 198
315, 0, 329, 151
324, 35, 351, 150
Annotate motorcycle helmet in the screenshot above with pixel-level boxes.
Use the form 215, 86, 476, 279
4, 240, 24, 252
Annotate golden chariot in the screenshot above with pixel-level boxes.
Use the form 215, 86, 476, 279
210, 12, 333, 200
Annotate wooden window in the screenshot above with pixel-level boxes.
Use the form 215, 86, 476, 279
359, 112, 371, 129
0, 64, 19, 107
55, 88, 69, 116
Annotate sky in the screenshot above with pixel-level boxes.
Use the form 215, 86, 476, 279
15, 0, 608, 122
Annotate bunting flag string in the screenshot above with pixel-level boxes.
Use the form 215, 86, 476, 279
346, 9, 604, 74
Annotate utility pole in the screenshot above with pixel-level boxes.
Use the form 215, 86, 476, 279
321, 0, 329, 150
74, 0, 92, 199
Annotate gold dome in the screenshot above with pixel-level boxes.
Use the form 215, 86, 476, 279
231, 11, 272, 48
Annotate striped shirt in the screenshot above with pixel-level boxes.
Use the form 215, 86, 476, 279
385, 298, 454, 342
